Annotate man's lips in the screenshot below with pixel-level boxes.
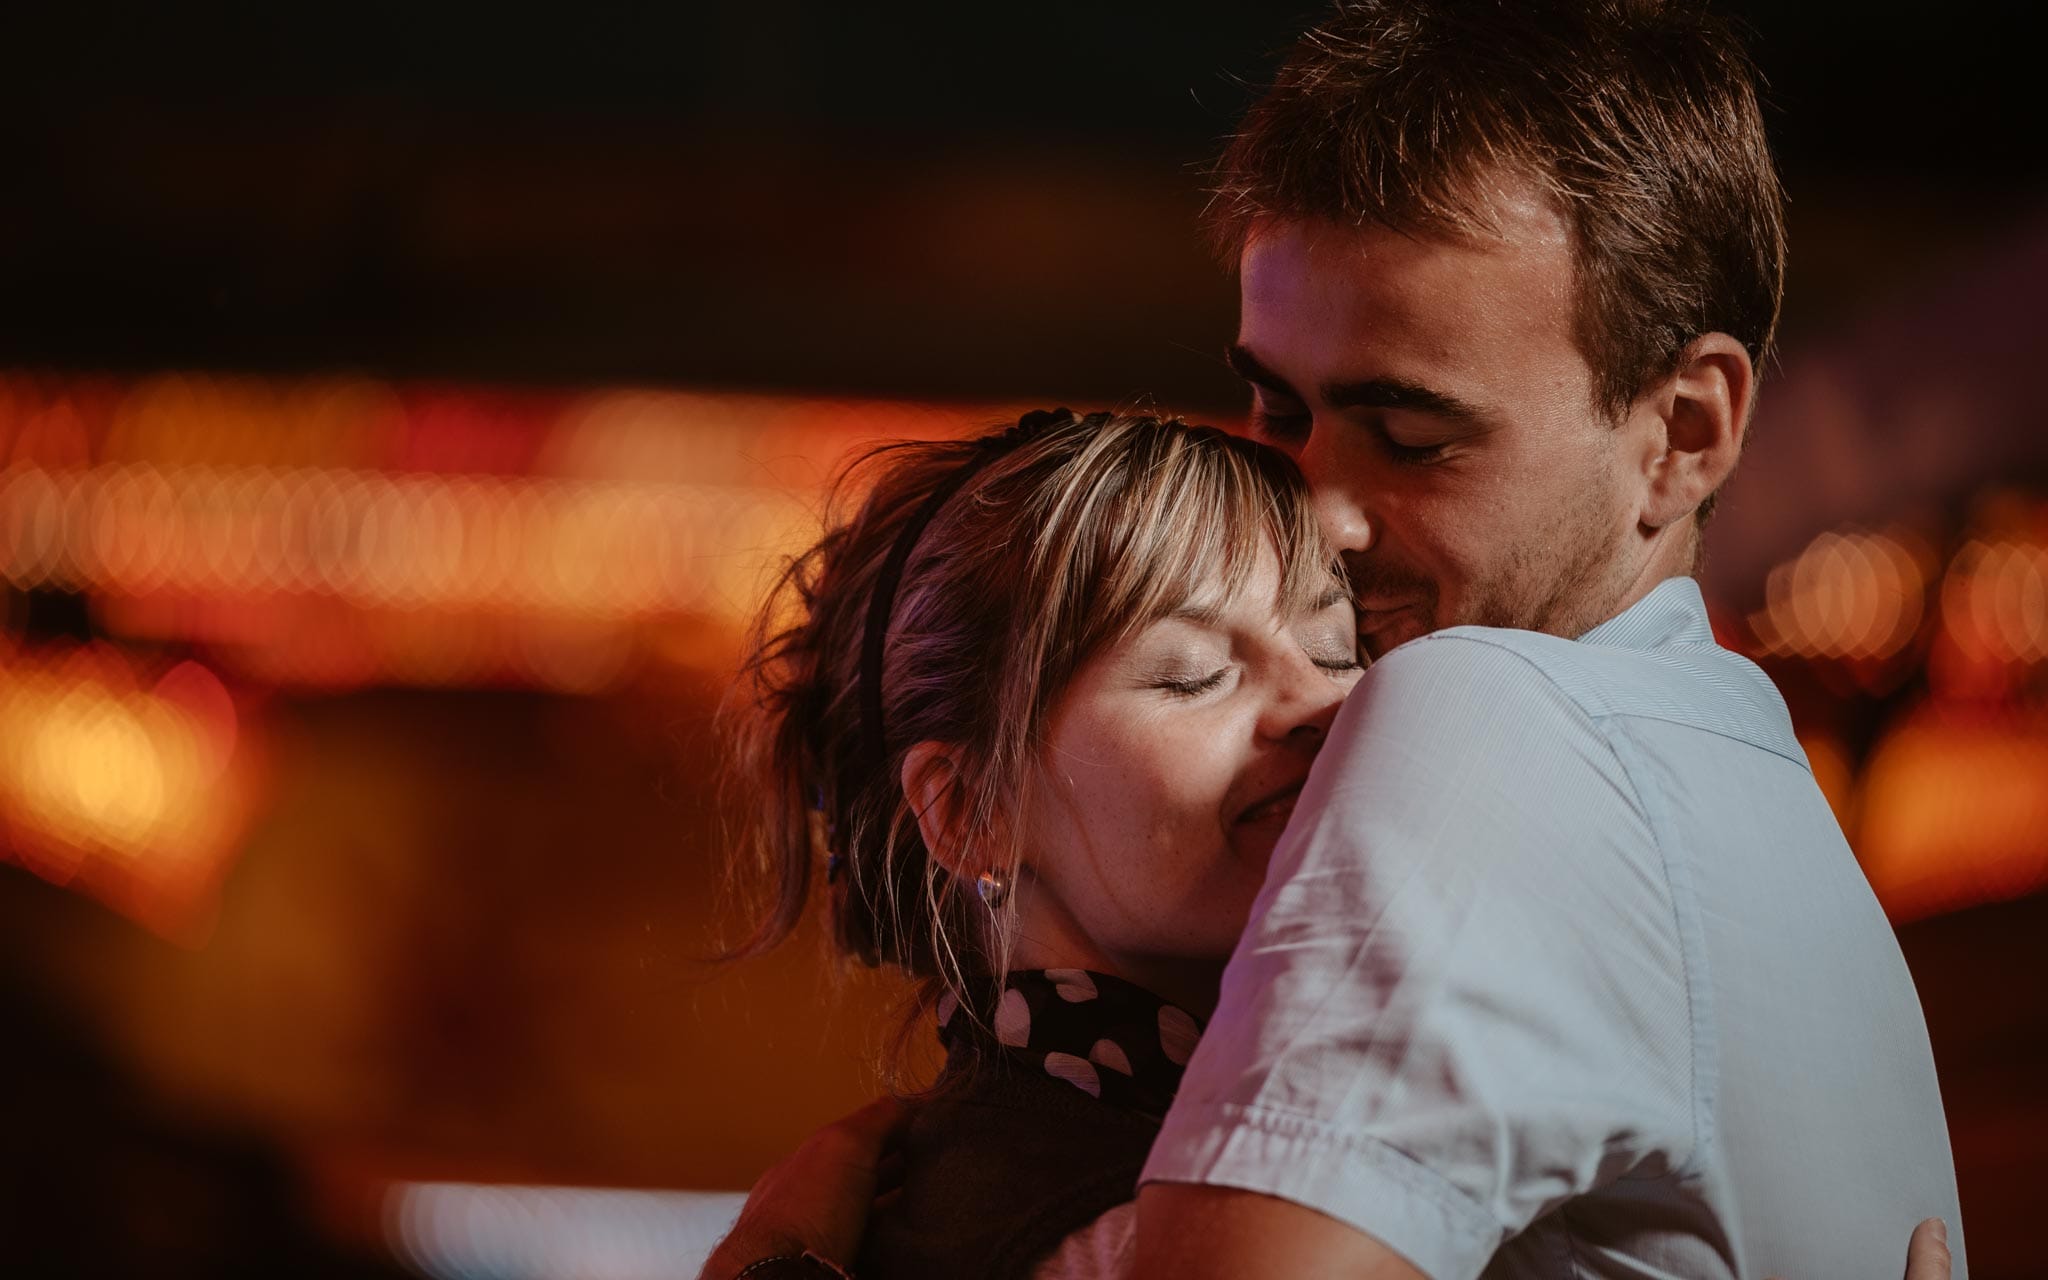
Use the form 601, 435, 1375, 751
1356, 600, 1422, 635
1356, 599, 1421, 618
1356, 601, 1431, 658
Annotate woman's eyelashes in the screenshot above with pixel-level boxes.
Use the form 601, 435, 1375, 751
1154, 666, 1231, 698
1300, 618, 1363, 674
1150, 648, 1358, 698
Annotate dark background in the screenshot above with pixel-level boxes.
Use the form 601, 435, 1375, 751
1, 4, 2042, 1276
3, 2, 2042, 399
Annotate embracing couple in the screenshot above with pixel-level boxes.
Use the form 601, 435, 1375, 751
709, 3, 1965, 1277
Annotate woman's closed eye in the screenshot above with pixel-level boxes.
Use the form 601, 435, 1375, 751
1154, 667, 1231, 698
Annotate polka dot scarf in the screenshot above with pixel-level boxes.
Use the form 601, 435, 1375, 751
936, 969, 1204, 1119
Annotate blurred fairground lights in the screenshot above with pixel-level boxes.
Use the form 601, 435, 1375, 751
3, 370, 2045, 944
4, 3, 2047, 1272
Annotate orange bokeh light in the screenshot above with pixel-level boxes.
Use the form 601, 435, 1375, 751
1857, 708, 2048, 922
1, 373, 1022, 693
0, 645, 254, 940
1747, 527, 1936, 665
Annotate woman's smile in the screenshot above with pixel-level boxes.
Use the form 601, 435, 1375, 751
1234, 783, 1302, 830
1012, 545, 1361, 1010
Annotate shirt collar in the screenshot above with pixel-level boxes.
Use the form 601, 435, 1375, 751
1577, 576, 1716, 651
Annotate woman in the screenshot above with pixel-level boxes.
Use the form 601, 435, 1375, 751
726, 408, 1360, 1278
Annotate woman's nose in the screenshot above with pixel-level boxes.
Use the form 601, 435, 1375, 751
1291, 685, 1345, 744
1265, 656, 1349, 746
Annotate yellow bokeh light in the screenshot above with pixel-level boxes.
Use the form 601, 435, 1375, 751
0, 646, 250, 936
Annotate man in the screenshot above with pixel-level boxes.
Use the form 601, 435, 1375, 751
709, 2, 1964, 1275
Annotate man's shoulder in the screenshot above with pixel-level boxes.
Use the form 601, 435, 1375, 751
1364, 624, 1603, 718
1369, 621, 1804, 765
1401, 622, 1584, 667
1334, 628, 1612, 772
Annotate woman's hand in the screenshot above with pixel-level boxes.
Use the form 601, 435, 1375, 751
1902, 1218, 1952, 1280
698, 1096, 908, 1280
1759, 1218, 1950, 1280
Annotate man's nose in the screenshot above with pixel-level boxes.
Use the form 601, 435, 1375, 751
1301, 436, 1375, 554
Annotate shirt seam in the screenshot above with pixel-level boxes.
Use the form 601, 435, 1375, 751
1587, 708, 1810, 770
1411, 631, 1807, 770
1167, 1098, 1503, 1244
1603, 721, 1717, 1184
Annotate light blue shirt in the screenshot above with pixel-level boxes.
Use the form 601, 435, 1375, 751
1141, 578, 1965, 1279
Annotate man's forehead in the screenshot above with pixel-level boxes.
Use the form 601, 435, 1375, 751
1240, 201, 1569, 294
1233, 226, 1473, 380
1234, 204, 1579, 384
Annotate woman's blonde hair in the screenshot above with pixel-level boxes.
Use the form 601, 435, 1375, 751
726, 409, 1340, 1030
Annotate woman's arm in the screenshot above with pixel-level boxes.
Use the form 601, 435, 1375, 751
1132, 1189, 1956, 1280
698, 1097, 906, 1280
704, 1109, 1953, 1280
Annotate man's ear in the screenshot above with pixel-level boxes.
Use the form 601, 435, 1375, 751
900, 740, 970, 875
1634, 332, 1755, 531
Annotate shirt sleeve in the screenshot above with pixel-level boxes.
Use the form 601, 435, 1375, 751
1139, 632, 1700, 1280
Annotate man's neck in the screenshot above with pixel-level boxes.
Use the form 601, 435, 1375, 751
1575, 521, 1699, 637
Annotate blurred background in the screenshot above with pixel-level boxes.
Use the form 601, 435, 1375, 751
1, 3, 2043, 1276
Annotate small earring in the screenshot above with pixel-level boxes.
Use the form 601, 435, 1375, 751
975, 871, 1009, 910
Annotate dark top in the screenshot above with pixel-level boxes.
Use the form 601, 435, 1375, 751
856, 969, 1203, 1280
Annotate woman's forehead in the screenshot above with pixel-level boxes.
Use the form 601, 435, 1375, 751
1143, 566, 1349, 639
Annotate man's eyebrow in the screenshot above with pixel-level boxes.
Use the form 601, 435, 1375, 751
1325, 376, 1488, 426
1228, 343, 1488, 428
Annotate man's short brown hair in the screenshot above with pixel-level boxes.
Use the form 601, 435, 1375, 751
1210, 0, 1787, 419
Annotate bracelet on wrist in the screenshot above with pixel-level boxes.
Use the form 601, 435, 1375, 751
733, 1250, 855, 1280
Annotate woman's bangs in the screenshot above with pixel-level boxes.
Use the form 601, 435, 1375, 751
1269, 474, 1344, 615
1093, 442, 1335, 644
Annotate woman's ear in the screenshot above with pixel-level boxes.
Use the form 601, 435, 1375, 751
901, 740, 970, 875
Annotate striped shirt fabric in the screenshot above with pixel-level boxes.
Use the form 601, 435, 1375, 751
1141, 577, 1965, 1279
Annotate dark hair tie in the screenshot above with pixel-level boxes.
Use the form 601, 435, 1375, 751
855, 409, 1077, 765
